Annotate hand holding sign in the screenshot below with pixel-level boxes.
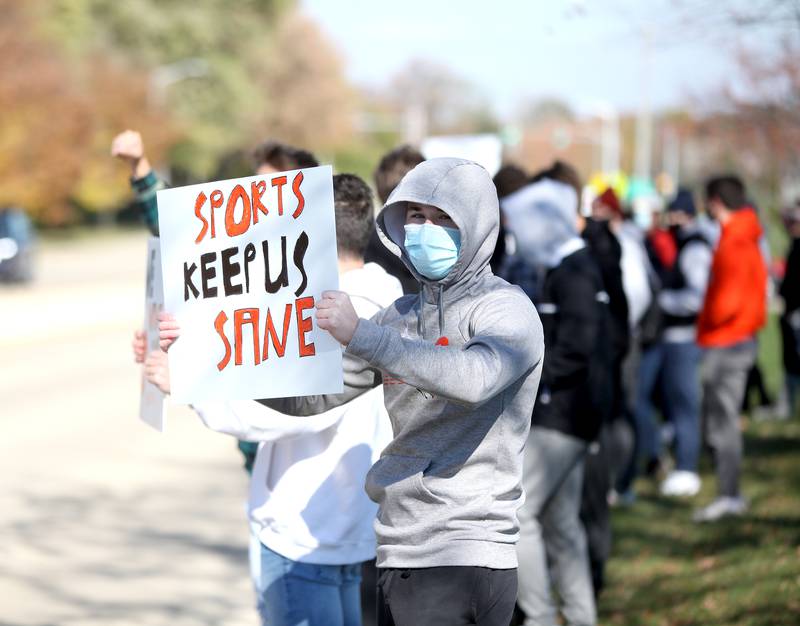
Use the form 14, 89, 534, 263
158, 312, 180, 352
145, 350, 171, 395
132, 329, 146, 364
316, 291, 359, 346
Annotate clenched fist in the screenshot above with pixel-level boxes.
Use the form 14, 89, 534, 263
110, 129, 151, 179
316, 290, 359, 346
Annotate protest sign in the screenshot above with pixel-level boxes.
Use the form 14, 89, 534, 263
140, 236, 166, 430
421, 134, 503, 177
157, 165, 342, 403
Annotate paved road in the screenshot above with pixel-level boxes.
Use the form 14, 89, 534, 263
0, 230, 256, 626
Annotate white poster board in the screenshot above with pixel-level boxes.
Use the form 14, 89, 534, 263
422, 134, 503, 177
157, 165, 343, 403
139, 236, 166, 431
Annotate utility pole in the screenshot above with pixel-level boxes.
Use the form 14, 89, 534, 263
663, 126, 680, 188
634, 27, 653, 181
596, 101, 620, 174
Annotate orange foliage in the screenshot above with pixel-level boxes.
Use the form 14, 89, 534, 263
0, 1, 175, 225
0, 0, 91, 224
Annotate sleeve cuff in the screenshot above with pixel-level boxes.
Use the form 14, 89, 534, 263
346, 318, 384, 364
131, 170, 159, 193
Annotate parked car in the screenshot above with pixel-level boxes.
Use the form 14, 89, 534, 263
0, 207, 35, 283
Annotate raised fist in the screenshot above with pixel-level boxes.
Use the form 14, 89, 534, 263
111, 130, 144, 162
111, 130, 151, 178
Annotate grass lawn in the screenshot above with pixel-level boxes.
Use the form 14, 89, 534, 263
601, 419, 800, 625
600, 317, 800, 625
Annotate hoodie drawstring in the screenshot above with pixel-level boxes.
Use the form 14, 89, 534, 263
418, 284, 425, 339
418, 283, 446, 340
437, 284, 445, 338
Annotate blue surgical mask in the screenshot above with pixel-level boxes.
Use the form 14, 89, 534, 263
403, 223, 461, 280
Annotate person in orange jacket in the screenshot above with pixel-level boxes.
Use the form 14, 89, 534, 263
694, 175, 768, 522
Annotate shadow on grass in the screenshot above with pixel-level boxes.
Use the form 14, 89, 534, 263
603, 568, 792, 611
745, 432, 800, 458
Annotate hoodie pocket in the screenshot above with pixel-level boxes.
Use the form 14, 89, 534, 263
364, 455, 445, 511
420, 464, 493, 512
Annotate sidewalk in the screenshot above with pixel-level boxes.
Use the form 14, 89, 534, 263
1, 230, 257, 625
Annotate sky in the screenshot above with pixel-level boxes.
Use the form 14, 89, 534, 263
301, 0, 784, 119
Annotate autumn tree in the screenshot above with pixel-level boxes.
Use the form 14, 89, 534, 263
42, 0, 289, 176
69, 56, 177, 219
387, 59, 499, 139
253, 12, 356, 155
660, 0, 800, 200
2, 0, 355, 224
41, 0, 353, 177
0, 1, 175, 224
0, 0, 89, 224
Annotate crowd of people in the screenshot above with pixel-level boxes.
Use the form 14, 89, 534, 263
112, 129, 797, 626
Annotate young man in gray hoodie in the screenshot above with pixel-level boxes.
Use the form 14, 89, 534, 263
258, 158, 544, 625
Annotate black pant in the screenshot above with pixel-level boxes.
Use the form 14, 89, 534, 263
377, 566, 517, 626
580, 432, 612, 597
361, 560, 378, 626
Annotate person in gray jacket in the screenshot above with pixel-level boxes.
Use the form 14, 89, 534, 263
260, 158, 544, 625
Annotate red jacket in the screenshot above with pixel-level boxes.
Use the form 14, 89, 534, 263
697, 208, 767, 347
647, 227, 678, 271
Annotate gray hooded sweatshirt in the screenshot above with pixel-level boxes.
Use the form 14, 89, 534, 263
265, 158, 544, 569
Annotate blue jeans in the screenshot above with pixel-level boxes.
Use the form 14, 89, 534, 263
257, 543, 363, 626
633, 341, 702, 474
662, 341, 702, 470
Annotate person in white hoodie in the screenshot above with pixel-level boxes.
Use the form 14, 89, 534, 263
142, 174, 402, 626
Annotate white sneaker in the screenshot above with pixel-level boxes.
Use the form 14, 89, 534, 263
660, 470, 701, 497
692, 496, 748, 523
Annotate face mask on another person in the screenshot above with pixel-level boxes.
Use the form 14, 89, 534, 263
404, 223, 461, 280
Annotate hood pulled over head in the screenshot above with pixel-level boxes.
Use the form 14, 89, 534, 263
376, 158, 499, 287
501, 179, 581, 269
